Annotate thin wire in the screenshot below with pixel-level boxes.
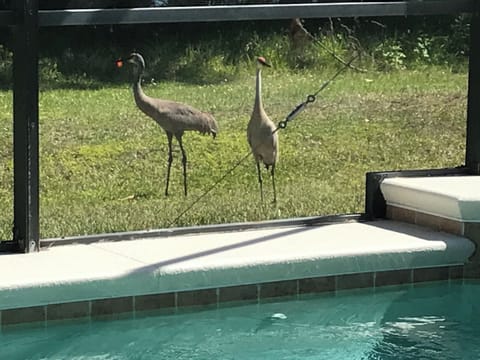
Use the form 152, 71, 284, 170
312, 55, 358, 98
168, 149, 253, 227
294, 18, 366, 73
276, 54, 359, 131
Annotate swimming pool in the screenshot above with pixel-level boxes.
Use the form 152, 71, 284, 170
2, 280, 478, 360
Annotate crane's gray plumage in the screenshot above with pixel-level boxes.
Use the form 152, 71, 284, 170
123, 52, 218, 196
247, 56, 278, 203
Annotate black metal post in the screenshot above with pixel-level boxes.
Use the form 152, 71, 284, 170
466, 9, 480, 173
12, 0, 39, 252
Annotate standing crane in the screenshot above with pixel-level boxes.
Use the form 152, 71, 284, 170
247, 57, 278, 203
116, 52, 218, 197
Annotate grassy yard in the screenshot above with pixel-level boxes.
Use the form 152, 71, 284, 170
0, 64, 468, 240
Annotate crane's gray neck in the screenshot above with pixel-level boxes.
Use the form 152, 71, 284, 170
132, 66, 147, 104
254, 68, 263, 111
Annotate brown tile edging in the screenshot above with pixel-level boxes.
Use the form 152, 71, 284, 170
386, 205, 464, 235
0, 265, 473, 329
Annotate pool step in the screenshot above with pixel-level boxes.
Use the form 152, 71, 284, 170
381, 175, 480, 275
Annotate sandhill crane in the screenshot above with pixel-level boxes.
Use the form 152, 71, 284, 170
247, 56, 278, 203
116, 52, 218, 197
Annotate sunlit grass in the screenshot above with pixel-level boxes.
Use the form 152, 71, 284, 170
0, 65, 467, 239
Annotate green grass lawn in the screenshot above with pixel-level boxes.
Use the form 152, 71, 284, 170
0, 65, 467, 239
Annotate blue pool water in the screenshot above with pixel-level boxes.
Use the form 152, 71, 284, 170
2, 280, 479, 360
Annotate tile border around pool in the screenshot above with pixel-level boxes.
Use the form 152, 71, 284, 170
0, 264, 471, 329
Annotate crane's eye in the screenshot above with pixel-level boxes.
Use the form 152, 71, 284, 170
115, 59, 123, 68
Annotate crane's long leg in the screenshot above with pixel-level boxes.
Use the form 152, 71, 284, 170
165, 132, 173, 196
271, 163, 277, 204
256, 161, 264, 202
175, 134, 188, 197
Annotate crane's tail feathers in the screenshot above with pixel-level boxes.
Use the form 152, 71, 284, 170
206, 113, 219, 138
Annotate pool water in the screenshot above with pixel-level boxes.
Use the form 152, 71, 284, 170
2, 280, 479, 360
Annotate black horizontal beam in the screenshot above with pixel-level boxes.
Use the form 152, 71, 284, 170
0, 1, 475, 27
38, 2, 476, 26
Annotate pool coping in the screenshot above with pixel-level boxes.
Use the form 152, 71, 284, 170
0, 266, 468, 329
0, 219, 477, 329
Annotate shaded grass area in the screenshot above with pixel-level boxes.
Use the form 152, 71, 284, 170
0, 14, 471, 88
0, 65, 467, 239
